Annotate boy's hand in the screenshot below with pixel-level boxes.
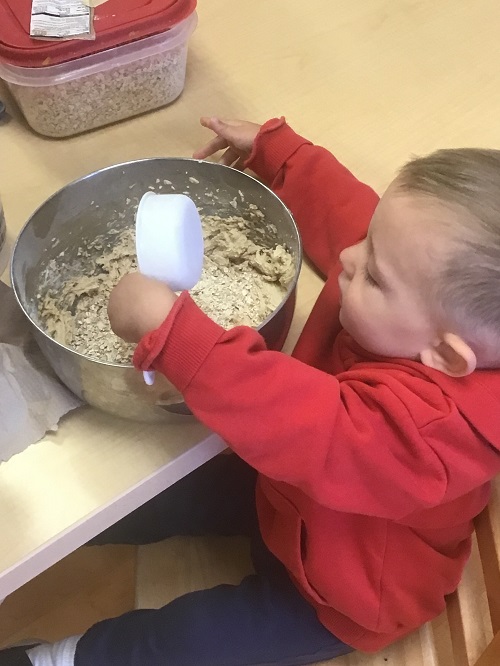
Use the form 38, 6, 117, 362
108, 273, 178, 343
193, 117, 261, 169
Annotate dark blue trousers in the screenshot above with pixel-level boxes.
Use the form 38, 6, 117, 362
77, 454, 353, 666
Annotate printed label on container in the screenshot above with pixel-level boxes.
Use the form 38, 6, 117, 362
30, 0, 92, 38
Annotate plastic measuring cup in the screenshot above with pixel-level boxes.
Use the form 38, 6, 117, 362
135, 192, 204, 385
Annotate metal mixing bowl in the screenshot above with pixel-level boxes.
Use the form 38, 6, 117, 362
11, 158, 302, 423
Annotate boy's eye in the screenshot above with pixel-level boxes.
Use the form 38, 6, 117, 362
364, 266, 378, 287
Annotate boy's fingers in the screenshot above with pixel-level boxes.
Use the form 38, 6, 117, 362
193, 135, 229, 160
200, 116, 242, 142
233, 157, 246, 170
199, 115, 217, 128
200, 116, 233, 130
199, 116, 228, 137
219, 147, 240, 166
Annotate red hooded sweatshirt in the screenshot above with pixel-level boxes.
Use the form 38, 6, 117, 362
134, 118, 500, 652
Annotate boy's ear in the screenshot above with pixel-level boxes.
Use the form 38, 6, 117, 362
420, 333, 477, 377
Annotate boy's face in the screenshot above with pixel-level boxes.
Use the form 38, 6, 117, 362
338, 187, 451, 359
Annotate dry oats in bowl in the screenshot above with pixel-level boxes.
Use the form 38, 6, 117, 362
11, 159, 302, 423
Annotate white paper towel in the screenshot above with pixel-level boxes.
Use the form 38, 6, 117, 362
0, 281, 82, 463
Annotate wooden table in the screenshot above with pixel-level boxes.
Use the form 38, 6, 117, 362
1, 0, 500, 603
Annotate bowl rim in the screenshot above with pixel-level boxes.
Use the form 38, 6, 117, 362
11, 157, 303, 369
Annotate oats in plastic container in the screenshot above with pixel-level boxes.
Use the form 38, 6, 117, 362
0, 0, 197, 138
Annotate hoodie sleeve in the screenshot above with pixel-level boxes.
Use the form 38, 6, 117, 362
134, 295, 492, 520
244, 118, 380, 277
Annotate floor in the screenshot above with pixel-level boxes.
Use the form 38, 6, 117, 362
0, 545, 136, 648
0, 536, 254, 649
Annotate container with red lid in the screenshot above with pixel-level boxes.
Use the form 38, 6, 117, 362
0, 0, 197, 137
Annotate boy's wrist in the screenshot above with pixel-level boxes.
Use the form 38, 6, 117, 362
133, 301, 174, 342
108, 273, 178, 343
133, 293, 224, 390
244, 117, 312, 183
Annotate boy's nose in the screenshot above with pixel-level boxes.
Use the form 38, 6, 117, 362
339, 245, 356, 279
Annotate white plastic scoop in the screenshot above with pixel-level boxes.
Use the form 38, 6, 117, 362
135, 191, 204, 385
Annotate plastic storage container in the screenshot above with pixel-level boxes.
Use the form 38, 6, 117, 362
0, 0, 197, 138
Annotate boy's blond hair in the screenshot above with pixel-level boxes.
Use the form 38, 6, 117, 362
397, 148, 500, 367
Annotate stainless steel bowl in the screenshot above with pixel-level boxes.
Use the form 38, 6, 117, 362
11, 158, 302, 423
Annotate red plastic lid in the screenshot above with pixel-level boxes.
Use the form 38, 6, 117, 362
0, 0, 196, 67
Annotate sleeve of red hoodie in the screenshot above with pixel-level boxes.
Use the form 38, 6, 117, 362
133, 121, 481, 520
244, 117, 380, 276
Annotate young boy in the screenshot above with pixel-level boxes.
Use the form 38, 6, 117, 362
5, 117, 500, 666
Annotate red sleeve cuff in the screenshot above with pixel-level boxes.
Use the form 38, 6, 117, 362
244, 117, 312, 184
133, 292, 226, 392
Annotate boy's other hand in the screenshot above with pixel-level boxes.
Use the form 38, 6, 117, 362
108, 273, 178, 343
193, 117, 261, 169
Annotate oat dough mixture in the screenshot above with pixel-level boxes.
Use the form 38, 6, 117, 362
38, 213, 295, 364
